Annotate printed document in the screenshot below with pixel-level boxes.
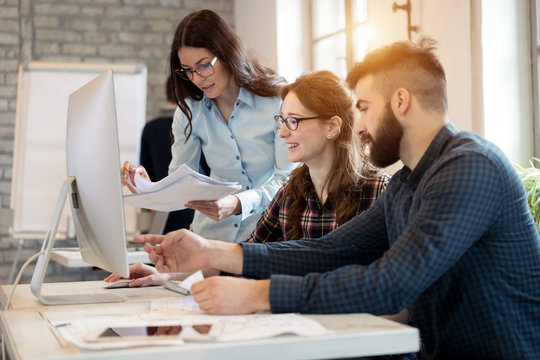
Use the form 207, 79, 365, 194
123, 164, 241, 212
44, 312, 331, 350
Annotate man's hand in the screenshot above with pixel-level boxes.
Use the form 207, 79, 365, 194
134, 229, 210, 273
191, 277, 271, 315
134, 229, 243, 274
185, 195, 241, 222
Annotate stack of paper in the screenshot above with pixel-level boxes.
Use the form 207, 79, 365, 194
123, 164, 241, 212
47, 313, 331, 350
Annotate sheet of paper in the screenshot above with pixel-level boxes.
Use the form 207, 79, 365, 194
180, 270, 204, 291
141, 311, 333, 342
133, 164, 239, 193
216, 313, 332, 341
45, 315, 185, 350
124, 164, 241, 212
43, 310, 332, 350
149, 295, 204, 315
164, 270, 205, 295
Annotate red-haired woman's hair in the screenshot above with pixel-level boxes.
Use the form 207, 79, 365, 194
281, 71, 376, 239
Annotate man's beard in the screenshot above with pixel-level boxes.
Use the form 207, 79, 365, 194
363, 101, 403, 168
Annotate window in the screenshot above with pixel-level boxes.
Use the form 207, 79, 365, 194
531, 0, 540, 157
311, 0, 368, 77
479, 1, 535, 165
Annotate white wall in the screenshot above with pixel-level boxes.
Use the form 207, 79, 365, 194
234, 0, 278, 70
276, 0, 311, 83
235, 0, 474, 131
367, 0, 473, 133
234, 0, 309, 83
234, 0, 535, 165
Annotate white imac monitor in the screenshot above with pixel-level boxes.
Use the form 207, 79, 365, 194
30, 70, 130, 305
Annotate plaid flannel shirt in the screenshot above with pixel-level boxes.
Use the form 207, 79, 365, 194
245, 172, 389, 243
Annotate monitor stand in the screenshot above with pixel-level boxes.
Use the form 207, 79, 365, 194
30, 176, 125, 306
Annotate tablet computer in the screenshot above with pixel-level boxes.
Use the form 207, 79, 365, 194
84, 323, 222, 342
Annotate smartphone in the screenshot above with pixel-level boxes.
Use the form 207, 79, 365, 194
85, 323, 221, 342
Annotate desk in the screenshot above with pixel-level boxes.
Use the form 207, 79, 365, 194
0, 282, 420, 360
49, 250, 150, 268
7, 238, 144, 284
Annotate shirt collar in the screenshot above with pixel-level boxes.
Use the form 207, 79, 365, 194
202, 87, 256, 111
237, 87, 256, 109
303, 172, 334, 210
400, 122, 458, 188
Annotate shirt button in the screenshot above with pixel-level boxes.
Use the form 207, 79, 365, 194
234, 223, 239, 228
236, 101, 239, 106
230, 135, 234, 139
231, 115, 234, 119
246, 186, 250, 190
236, 155, 240, 160
241, 171, 245, 175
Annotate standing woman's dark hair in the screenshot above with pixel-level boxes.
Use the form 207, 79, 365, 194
169, 9, 286, 140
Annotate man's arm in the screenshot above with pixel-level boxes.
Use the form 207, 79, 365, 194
137, 229, 244, 275
242, 194, 390, 279
141, 153, 504, 315
266, 154, 505, 314
206, 238, 243, 274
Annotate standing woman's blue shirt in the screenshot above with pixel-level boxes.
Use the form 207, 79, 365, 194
170, 87, 296, 243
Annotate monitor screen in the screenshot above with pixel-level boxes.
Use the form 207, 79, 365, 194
30, 70, 130, 305
66, 70, 129, 278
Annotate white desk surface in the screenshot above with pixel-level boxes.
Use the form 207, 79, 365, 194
50, 250, 149, 267
0, 282, 420, 360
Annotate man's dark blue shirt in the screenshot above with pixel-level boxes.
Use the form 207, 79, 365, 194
242, 122, 540, 359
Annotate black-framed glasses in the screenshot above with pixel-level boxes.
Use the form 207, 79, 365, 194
274, 115, 333, 131
175, 57, 217, 81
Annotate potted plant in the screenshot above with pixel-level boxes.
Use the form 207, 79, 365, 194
515, 158, 540, 233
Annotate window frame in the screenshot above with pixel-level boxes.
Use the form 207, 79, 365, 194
531, 0, 540, 157
309, 0, 368, 74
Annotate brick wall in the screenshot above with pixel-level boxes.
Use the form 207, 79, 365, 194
0, 0, 233, 285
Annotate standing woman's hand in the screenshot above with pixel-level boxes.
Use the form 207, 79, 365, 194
185, 195, 241, 221
121, 161, 149, 193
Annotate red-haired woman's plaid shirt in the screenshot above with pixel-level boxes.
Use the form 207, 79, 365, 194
245, 172, 389, 243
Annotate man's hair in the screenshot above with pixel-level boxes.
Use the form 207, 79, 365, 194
346, 37, 447, 113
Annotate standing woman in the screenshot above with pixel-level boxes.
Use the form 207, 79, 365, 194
123, 9, 295, 243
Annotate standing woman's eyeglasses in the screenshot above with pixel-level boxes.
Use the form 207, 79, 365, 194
274, 115, 333, 131
175, 57, 218, 81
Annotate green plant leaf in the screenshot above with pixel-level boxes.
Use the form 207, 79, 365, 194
514, 158, 540, 233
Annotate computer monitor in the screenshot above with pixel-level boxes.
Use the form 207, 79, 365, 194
30, 70, 130, 305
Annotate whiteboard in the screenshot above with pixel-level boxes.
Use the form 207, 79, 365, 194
11, 62, 147, 239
